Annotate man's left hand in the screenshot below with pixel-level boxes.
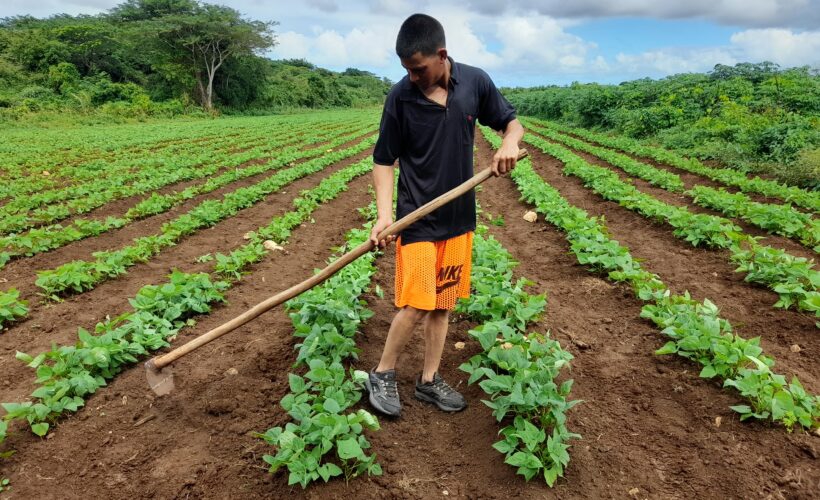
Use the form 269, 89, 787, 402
491, 142, 520, 177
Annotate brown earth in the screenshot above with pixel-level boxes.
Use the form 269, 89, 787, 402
0, 134, 817, 499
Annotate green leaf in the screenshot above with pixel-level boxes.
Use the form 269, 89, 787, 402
31, 422, 49, 437
492, 439, 514, 454
352, 370, 368, 383
288, 374, 306, 393
544, 465, 560, 486
322, 398, 341, 414
14, 351, 34, 364
771, 390, 794, 420
655, 341, 677, 355
326, 462, 343, 477
505, 451, 533, 467
357, 409, 380, 430
337, 437, 363, 460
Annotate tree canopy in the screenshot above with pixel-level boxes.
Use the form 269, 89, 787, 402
504, 63, 820, 187
0, 0, 390, 117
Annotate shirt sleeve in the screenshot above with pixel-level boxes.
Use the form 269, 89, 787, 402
476, 70, 517, 132
373, 98, 402, 166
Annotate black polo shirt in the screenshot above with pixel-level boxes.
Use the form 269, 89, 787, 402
373, 57, 516, 244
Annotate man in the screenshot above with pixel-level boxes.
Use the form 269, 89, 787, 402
366, 13, 524, 417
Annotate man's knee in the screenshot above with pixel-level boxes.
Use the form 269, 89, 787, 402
429, 308, 449, 321
401, 305, 431, 324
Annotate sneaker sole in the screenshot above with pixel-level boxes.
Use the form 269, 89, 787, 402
365, 378, 401, 417
414, 389, 467, 412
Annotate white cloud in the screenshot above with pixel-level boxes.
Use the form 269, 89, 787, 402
305, 0, 339, 13
434, 11, 503, 69
274, 31, 311, 60
367, 0, 425, 16
271, 25, 396, 69
464, 0, 820, 30
496, 16, 597, 73
3, 0, 820, 86
614, 48, 737, 75
610, 27, 820, 77
0, 0, 115, 18
730, 28, 820, 68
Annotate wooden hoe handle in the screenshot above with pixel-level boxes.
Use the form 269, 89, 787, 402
146, 148, 528, 371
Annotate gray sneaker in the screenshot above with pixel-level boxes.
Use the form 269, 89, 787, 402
415, 373, 467, 412
365, 369, 401, 417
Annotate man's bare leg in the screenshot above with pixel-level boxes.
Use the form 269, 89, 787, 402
375, 306, 428, 372
421, 309, 449, 383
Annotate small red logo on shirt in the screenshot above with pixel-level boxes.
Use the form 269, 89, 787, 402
467, 114, 473, 121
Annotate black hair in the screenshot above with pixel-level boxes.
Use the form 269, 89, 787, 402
395, 14, 445, 58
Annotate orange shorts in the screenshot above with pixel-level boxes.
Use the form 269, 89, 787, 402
395, 232, 473, 311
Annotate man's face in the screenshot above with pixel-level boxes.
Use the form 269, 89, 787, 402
400, 49, 447, 92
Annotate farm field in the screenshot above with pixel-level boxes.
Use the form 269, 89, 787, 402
0, 109, 817, 499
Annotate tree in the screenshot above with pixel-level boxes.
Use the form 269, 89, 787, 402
108, 0, 198, 21
131, 2, 276, 110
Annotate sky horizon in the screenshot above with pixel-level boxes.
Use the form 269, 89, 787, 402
2, 1, 819, 87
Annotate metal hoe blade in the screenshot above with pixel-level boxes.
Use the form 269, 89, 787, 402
145, 359, 175, 396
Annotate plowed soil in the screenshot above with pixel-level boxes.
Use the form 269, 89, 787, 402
0, 134, 817, 499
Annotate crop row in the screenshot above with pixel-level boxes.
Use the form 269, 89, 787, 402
482, 126, 819, 430
0, 118, 342, 202
0, 153, 374, 447
259, 213, 383, 488
523, 117, 820, 213
1, 271, 229, 442
0, 290, 28, 330
687, 186, 819, 252
6, 119, 343, 183
0, 110, 377, 184
522, 133, 819, 323
0, 118, 373, 233
0, 119, 242, 175
1, 118, 364, 233
0, 126, 376, 266
457, 222, 579, 485
523, 121, 819, 252
1, 128, 272, 213
34, 135, 377, 300
207, 158, 374, 281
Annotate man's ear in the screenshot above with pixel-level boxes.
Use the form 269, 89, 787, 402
437, 48, 448, 62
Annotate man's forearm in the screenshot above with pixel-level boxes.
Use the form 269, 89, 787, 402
373, 164, 395, 221
501, 118, 524, 147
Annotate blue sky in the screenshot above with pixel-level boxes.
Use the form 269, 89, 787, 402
567, 18, 741, 56
2, 1, 819, 86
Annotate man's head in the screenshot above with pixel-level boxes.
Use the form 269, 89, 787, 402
396, 14, 448, 91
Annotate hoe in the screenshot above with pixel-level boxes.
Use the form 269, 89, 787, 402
145, 149, 527, 395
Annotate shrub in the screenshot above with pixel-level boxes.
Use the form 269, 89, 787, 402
773, 148, 820, 189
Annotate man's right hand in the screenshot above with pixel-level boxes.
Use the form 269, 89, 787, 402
370, 217, 396, 249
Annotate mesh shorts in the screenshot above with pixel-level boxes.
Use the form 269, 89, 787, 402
395, 231, 473, 311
